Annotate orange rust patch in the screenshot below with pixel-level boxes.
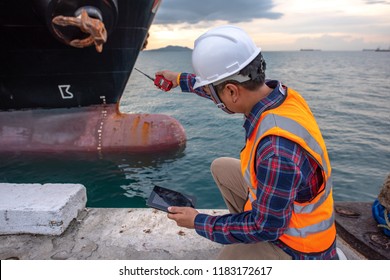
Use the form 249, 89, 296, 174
142, 122, 150, 144
131, 115, 141, 135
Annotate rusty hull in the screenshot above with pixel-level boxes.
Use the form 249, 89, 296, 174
0, 105, 186, 154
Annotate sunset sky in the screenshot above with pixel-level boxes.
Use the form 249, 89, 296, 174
147, 0, 390, 51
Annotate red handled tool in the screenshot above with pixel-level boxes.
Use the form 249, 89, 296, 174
134, 68, 173, 92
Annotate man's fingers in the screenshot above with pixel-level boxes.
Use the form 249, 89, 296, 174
168, 206, 180, 213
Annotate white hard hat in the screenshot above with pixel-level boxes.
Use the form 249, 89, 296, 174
192, 25, 261, 89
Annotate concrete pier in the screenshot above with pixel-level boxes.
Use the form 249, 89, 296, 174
0, 183, 86, 235
0, 183, 369, 260
0, 207, 226, 260
0, 183, 225, 259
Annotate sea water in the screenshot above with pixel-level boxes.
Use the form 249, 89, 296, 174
0, 50, 389, 208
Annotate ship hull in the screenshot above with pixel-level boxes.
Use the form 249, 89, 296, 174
0, 0, 187, 154
0, 105, 186, 154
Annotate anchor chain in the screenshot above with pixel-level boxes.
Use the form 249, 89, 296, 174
52, 9, 107, 53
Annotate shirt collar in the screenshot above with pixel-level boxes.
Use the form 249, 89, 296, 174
243, 80, 286, 139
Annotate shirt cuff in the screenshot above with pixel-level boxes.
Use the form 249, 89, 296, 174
194, 213, 210, 238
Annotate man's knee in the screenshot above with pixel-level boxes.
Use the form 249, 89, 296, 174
210, 157, 223, 173
210, 157, 232, 175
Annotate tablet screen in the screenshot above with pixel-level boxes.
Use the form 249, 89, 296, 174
147, 185, 196, 212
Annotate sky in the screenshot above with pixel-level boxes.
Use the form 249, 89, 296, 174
147, 0, 390, 51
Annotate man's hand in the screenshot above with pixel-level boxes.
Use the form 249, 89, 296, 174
167, 206, 199, 229
155, 70, 180, 88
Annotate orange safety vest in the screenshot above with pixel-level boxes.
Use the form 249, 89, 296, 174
240, 85, 336, 253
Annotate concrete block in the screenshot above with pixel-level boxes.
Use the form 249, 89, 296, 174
0, 183, 86, 235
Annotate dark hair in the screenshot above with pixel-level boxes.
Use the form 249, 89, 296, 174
215, 52, 266, 92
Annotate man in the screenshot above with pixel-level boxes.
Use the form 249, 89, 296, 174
156, 25, 338, 260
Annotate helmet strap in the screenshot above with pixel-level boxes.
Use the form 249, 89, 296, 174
208, 84, 234, 114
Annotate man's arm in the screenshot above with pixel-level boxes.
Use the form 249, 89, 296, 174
156, 70, 211, 100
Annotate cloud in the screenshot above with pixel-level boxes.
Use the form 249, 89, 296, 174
154, 0, 283, 24
364, 0, 390, 4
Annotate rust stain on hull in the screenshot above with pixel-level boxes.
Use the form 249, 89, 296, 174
0, 105, 186, 154
141, 121, 151, 145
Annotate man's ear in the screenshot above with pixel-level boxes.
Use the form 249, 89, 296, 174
224, 84, 239, 103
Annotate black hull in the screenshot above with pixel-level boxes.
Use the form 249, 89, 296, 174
0, 0, 159, 110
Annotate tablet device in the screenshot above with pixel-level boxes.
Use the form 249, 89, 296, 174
146, 185, 196, 213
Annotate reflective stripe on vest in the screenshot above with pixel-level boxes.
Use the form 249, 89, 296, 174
284, 212, 335, 238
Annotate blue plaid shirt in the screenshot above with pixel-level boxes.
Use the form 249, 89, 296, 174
178, 73, 337, 260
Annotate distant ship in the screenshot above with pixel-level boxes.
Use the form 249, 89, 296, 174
300, 49, 321, 51
0, 0, 186, 154
363, 47, 390, 52
375, 47, 390, 52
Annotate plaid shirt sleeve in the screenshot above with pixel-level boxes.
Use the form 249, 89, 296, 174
194, 136, 302, 244
178, 73, 212, 100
